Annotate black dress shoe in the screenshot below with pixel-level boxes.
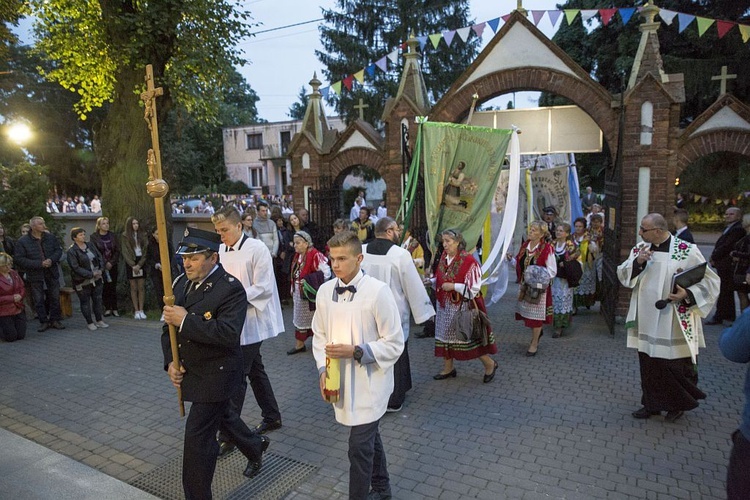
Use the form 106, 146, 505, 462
525, 350, 537, 357
632, 407, 660, 419
254, 420, 282, 434
286, 346, 306, 355
483, 361, 498, 383
217, 440, 236, 457
367, 489, 393, 500
665, 410, 684, 423
37, 323, 50, 332
243, 436, 270, 478
50, 321, 65, 330
433, 369, 457, 380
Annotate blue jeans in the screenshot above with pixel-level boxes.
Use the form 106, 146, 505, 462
75, 280, 104, 324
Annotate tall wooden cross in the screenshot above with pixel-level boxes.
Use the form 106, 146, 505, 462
712, 66, 737, 95
141, 64, 184, 417
354, 98, 369, 121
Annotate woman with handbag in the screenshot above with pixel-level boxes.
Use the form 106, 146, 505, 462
121, 217, 149, 320
551, 223, 580, 338
66, 228, 108, 331
89, 217, 120, 317
287, 230, 330, 355
427, 228, 498, 383
509, 221, 557, 356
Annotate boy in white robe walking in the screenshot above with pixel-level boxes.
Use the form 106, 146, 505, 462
312, 231, 404, 500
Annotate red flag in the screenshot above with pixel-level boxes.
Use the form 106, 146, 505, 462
717, 20, 735, 39
600, 8, 617, 26
343, 75, 353, 91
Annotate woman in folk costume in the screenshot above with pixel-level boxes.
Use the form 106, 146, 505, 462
428, 228, 498, 383
617, 213, 719, 422
551, 223, 580, 338
509, 221, 557, 357
573, 217, 598, 310
287, 230, 330, 355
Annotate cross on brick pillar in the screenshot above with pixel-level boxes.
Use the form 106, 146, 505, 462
354, 98, 369, 121
712, 66, 736, 96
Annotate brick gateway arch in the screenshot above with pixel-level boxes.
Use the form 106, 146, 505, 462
292, 8, 750, 323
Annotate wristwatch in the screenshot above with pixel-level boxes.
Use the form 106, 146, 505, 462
353, 345, 363, 362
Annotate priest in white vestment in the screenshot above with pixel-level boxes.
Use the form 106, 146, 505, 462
617, 213, 719, 423
362, 217, 435, 412
312, 231, 403, 500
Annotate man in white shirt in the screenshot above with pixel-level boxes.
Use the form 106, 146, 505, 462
313, 231, 403, 500
211, 206, 285, 455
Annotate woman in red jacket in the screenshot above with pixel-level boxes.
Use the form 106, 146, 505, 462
0, 252, 26, 342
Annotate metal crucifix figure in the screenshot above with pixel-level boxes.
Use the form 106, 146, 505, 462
141, 64, 184, 417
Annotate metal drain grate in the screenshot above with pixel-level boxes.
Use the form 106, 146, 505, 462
129, 451, 318, 500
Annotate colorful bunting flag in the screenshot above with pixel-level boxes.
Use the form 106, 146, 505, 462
471, 22, 486, 38
678, 13, 695, 33
456, 26, 471, 42
342, 75, 353, 91
548, 10, 562, 27
619, 7, 636, 25
696, 17, 714, 36
442, 30, 456, 47
315, 7, 750, 96
564, 9, 580, 25
375, 57, 388, 73
658, 9, 677, 25
581, 10, 598, 23
717, 20, 735, 39
600, 8, 617, 26
487, 17, 501, 33
531, 10, 545, 26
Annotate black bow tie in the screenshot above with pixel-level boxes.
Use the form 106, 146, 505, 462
335, 285, 357, 296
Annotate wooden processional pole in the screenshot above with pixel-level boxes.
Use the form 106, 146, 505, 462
141, 64, 185, 417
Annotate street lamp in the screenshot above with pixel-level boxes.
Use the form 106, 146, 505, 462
6, 122, 32, 145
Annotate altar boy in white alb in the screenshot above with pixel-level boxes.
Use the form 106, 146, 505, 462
312, 231, 403, 500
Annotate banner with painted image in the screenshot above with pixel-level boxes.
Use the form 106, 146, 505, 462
528, 165, 572, 224
423, 121, 512, 253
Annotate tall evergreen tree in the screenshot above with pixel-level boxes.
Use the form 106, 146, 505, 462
288, 86, 309, 120
318, 0, 479, 124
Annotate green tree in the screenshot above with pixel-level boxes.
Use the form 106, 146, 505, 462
0, 0, 22, 64
25, 0, 255, 231
288, 85, 309, 120
0, 162, 58, 237
161, 69, 262, 194
318, 0, 479, 124
1, 45, 100, 196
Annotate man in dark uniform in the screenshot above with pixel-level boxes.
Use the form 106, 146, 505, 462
162, 228, 269, 499
708, 207, 746, 326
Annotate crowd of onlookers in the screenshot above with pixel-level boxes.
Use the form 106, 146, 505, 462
46, 194, 103, 214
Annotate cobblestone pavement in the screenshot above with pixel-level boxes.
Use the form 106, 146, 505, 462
0, 276, 741, 499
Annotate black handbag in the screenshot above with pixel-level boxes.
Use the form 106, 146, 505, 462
451, 298, 492, 346
562, 259, 583, 288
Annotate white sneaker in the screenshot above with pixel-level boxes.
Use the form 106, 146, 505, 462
134, 312, 141, 320
139, 311, 147, 320
96, 321, 109, 328
87, 323, 98, 331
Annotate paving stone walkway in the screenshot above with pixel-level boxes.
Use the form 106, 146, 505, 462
0, 270, 742, 499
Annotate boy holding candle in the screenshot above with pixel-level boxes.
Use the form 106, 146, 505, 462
312, 231, 404, 500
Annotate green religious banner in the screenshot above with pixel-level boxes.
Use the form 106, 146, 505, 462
422, 121, 512, 253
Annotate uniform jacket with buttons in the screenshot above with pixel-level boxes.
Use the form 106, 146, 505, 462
160, 264, 247, 403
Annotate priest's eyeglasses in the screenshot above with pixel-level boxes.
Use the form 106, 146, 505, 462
639, 226, 658, 232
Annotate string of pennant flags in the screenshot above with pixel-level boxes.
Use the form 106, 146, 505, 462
321, 7, 750, 98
